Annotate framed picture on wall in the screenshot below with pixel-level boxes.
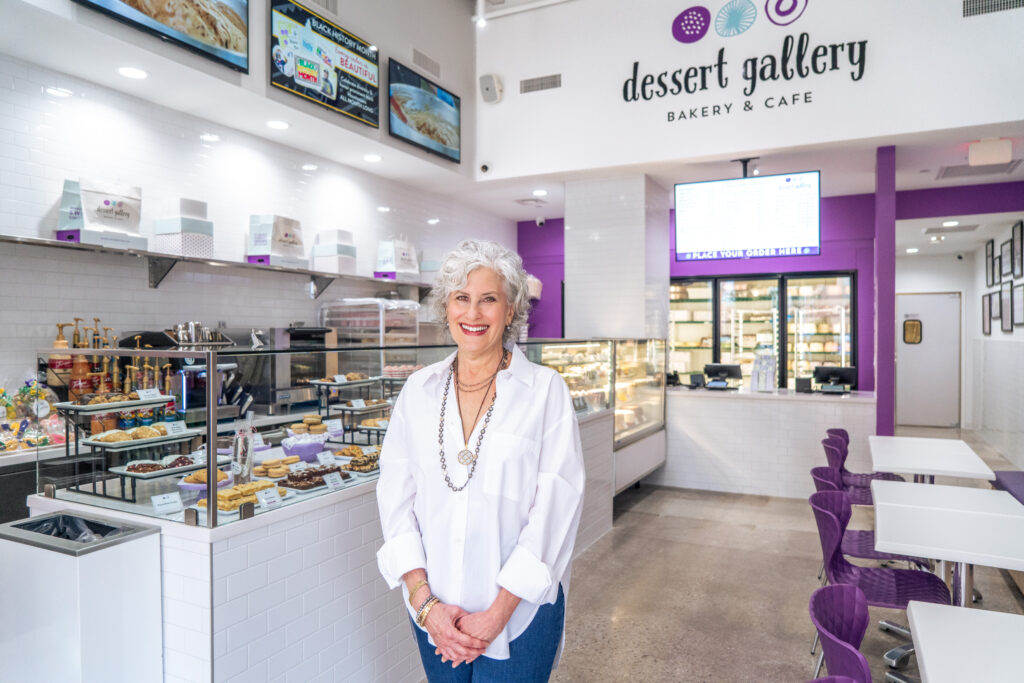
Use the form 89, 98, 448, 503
1014, 283, 1024, 327
992, 290, 1002, 319
1001, 283, 1014, 333
983, 293, 991, 335
993, 255, 1002, 286
1013, 221, 1023, 279
1001, 240, 1013, 278
986, 240, 995, 287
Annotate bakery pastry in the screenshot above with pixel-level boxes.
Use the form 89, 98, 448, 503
290, 423, 308, 434
302, 416, 322, 426
261, 458, 282, 468
308, 424, 327, 434
267, 467, 288, 478
184, 468, 228, 484
152, 424, 168, 436
130, 426, 160, 440
252, 466, 267, 477
281, 456, 300, 465
96, 430, 131, 443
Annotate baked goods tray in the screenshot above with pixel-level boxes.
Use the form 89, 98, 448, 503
339, 467, 379, 478
190, 490, 297, 518
81, 427, 204, 451
331, 401, 393, 414
310, 377, 382, 389
54, 395, 174, 414
108, 455, 232, 480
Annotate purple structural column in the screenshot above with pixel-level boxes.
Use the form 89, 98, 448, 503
874, 146, 896, 436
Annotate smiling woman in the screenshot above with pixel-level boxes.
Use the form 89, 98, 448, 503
376, 239, 585, 682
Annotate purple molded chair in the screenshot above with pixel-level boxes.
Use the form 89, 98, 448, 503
810, 490, 950, 673
808, 585, 916, 683
992, 470, 1024, 506
823, 434, 905, 488
807, 678, 859, 683
811, 465, 873, 506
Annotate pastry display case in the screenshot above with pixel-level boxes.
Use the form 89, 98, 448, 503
785, 275, 853, 388
524, 340, 612, 416
719, 277, 780, 384
612, 339, 666, 448
29, 339, 662, 526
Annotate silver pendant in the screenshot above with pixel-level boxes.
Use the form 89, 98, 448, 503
457, 449, 476, 466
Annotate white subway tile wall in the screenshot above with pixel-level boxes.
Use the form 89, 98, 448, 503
564, 176, 648, 338
650, 392, 876, 499
162, 535, 214, 683
0, 53, 513, 383
210, 491, 423, 683
644, 177, 670, 340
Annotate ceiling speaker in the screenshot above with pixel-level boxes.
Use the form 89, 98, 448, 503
479, 73, 503, 103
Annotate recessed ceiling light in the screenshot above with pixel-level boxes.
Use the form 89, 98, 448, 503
930, 235, 945, 243
117, 66, 148, 80
532, 189, 548, 197
363, 154, 382, 163
199, 133, 220, 143
377, 206, 391, 212
906, 248, 919, 254
369, 45, 378, 52
427, 218, 440, 225
44, 86, 72, 98
942, 220, 959, 227
266, 120, 289, 130
301, 163, 318, 171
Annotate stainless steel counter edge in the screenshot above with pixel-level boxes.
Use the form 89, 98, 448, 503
667, 387, 877, 404
26, 477, 378, 544
0, 510, 160, 557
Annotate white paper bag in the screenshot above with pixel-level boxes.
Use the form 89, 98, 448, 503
375, 238, 419, 277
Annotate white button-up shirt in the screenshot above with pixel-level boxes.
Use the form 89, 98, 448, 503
376, 344, 585, 660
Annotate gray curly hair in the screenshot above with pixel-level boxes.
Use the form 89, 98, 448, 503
428, 239, 531, 346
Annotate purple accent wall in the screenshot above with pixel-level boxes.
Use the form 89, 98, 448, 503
874, 147, 897, 436
517, 218, 564, 338
669, 194, 877, 391
896, 180, 1024, 219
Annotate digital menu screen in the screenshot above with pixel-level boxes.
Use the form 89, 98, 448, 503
388, 59, 461, 163
270, 0, 379, 128
674, 171, 821, 261
72, 0, 249, 72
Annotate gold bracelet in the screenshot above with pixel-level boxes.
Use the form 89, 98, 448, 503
416, 596, 440, 628
408, 579, 429, 607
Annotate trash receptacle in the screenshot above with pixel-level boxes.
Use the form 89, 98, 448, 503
0, 511, 162, 683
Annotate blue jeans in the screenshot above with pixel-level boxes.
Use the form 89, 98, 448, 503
411, 585, 565, 683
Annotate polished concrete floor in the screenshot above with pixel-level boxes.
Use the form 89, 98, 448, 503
551, 428, 1024, 682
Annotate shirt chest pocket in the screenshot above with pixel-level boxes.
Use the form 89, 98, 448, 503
482, 432, 540, 501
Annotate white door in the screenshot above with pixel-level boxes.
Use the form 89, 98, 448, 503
896, 293, 960, 427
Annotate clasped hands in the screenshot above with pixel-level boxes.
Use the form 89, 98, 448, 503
425, 602, 506, 668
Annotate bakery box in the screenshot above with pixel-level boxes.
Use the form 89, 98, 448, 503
152, 217, 214, 258
55, 228, 148, 251
311, 231, 356, 275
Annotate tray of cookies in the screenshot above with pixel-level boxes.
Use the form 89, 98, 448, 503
192, 480, 294, 515
252, 455, 303, 479
356, 417, 389, 432
81, 423, 204, 450
54, 393, 176, 414
337, 445, 380, 476
276, 464, 353, 494
109, 454, 232, 480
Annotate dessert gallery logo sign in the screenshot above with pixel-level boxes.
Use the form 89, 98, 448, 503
621, 1, 869, 122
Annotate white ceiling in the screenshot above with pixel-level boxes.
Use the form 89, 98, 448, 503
896, 211, 1021, 257
2, 0, 1022, 234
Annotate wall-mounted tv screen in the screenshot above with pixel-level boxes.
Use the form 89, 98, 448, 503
270, 0, 379, 128
71, 0, 248, 72
388, 59, 461, 163
674, 171, 821, 262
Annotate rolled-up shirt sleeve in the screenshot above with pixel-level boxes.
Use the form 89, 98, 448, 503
496, 376, 585, 604
376, 392, 427, 588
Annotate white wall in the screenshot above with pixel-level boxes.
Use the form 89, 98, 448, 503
0, 53, 515, 385
895, 253, 976, 427
967, 226, 1024, 468
475, 0, 1024, 180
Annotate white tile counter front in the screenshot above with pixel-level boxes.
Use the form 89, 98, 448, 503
647, 388, 877, 499
25, 410, 615, 683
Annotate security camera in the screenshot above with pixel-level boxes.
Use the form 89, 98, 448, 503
535, 217, 545, 227
480, 163, 490, 173
956, 253, 964, 261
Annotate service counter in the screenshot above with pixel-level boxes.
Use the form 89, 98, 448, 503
648, 387, 876, 499
23, 409, 615, 683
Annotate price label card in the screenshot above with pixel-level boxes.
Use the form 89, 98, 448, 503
289, 461, 308, 473
167, 421, 187, 435
151, 492, 183, 515
230, 462, 242, 475
361, 445, 379, 456
332, 375, 348, 384
323, 472, 345, 491
325, 419, 343, 433
253, 432, 265, 446
137, 388, 161, 400
317, 451, 337, 466
350, 399, 366, 409
256, 488, 282, 509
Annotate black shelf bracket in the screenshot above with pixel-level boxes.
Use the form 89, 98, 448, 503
310, 274, 335, 299
147, 256, 179, 288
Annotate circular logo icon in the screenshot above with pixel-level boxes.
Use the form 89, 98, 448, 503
765, 0, 808, 26
672, 6, 712, 44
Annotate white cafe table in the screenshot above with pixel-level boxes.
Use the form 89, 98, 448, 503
872, 480, 1024, 605
907, 601, 1024, 683
868, 435, 994, 481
